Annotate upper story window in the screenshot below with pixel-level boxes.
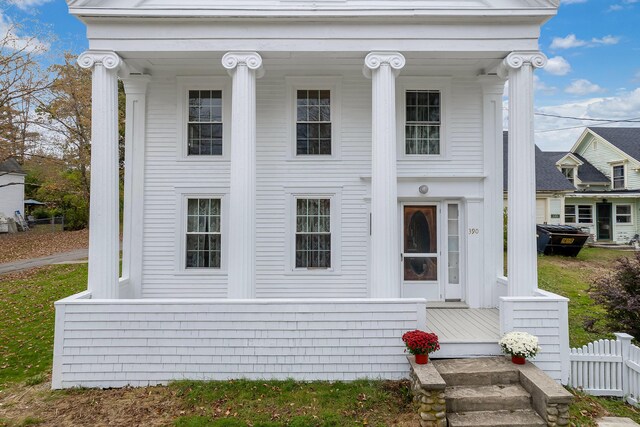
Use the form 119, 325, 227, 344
561, 167, 575, 186
405, 90, 440, 155
186, 198, 221, 268
296, 90, 332, 155
188, 90, 223, 156
612, 165, 625, 189
295, 198, 331, 268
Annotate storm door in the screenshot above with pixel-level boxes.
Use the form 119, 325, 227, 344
401, 205, 440, 300
596, 203, 612, 241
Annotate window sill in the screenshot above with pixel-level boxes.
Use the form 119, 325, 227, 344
286, 155, 340, 162
173, 269, 228, 277
284, 268, 341, 276
176, 156, 230, 163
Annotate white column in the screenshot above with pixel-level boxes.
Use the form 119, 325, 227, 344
479, 76, 507, 306
121, 75, 150, 298
364, 52, 405, 298
222, 52, 264, 299
498, 51, 547, 297
78, 50, 123, 299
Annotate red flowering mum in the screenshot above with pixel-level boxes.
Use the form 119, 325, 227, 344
402, 330, 440, 355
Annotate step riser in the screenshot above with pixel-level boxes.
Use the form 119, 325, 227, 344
447, 410, 546, 427
447, 395, 531, 413
439, 371, 520, 386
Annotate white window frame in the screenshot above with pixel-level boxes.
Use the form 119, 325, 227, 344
561, 166, 576, 186
396, 77, 451, 160
611, 163, 626, 190
615, 204, 632, 224
174, 186, 229, 275
565, 204, 594, 224
176, 76, 232, 161
285, 76, 342, 160
284, 186, 342, 274
564, 205, 577, 223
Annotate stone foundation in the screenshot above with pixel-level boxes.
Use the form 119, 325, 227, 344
408, 356, 447, 427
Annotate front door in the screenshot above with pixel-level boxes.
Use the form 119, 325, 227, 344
402, 205, 439, 300
596, 203, 612, 241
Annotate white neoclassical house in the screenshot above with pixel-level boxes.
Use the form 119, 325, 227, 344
53, 0, 570, 389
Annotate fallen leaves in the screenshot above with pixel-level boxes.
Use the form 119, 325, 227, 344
0, 229, 89, 265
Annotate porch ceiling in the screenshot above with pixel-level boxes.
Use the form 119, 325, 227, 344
121, 51, 507, 77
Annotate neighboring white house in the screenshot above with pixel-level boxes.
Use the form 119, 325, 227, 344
510, 128, 640, 244
53, 0, 571, 389
0, 158, 26, 220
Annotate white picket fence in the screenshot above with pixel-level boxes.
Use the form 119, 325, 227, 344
569, 333, 639, 406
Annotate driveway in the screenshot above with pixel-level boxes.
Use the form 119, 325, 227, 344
0, 248, 88, 275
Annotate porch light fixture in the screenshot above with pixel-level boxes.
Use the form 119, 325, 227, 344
419, 185, 429, 195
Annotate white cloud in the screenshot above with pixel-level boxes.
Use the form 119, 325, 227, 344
0, 13, 49, 53
550, 34, 621, 49
565, 79, 604, 95
6, 0, 54, 11
534, 76, 557, 94
544, 56, 572, 76
609, 0, 639, 11
561, 0, 587, 4
534, 88, 640, 150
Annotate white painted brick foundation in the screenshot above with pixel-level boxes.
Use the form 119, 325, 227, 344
52, 293, 426, 389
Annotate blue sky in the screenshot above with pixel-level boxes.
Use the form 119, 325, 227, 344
2, 0, 640, 151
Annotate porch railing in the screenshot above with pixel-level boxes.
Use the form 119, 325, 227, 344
569, 333, 639, 407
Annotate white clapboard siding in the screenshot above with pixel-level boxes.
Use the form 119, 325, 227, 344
141, 70, 483, 298
499, 289, 571, 384
568, 333, 639, 407
52, 294, 426, 389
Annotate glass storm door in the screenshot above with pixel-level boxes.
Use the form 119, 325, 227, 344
402, 205, 440, 300
596, 203, 612, 241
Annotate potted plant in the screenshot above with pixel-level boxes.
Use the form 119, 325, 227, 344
402, 330, 440, 364
499, 331, 540, 364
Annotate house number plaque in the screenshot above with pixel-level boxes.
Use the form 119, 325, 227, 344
468, 228, 480, 235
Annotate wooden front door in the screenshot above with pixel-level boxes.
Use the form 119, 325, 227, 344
401, 205, 439, 299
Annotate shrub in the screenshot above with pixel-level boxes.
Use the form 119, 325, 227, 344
590, 252, 640, 338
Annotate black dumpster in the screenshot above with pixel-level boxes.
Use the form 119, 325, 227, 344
536, 224, 589, 257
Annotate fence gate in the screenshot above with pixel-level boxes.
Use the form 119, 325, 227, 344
569, 333, 639, 407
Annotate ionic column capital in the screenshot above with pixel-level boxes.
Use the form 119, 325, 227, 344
497, 51, 547, 78
222, 52, 265, 78
363, 52, 406, 79
78, 50, 123, 71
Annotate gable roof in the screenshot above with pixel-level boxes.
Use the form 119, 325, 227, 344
588, 127, 640, 163
544, 151, 609, 184
0, 158, 26, 175
503, 132, 575, 192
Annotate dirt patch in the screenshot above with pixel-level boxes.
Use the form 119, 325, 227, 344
0, 230, 88, 264
0, 379, 184, 427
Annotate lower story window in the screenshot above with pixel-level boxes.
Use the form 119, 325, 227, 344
565, 205, 593, 224
295, 198, 331, 268
616, 205, 632, 224
186, 198, 221, 268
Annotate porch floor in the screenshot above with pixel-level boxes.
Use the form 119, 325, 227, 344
425, 308, 502, 358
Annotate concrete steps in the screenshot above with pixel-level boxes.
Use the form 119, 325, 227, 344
448, 409, 546, 427
432, 358, 547, 427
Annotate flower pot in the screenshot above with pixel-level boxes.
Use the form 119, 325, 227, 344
511, 355, 526, 365
415, 354, 429, 365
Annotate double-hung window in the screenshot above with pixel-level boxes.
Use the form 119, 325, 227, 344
295, 198, 331, 268
561, 167, 575, 186
405, 90, 441, 155
612, 165, 625, 189
296, 90, 332, 155
564, 205, 577, 223
616, 205, 632, 224
187, 90, 223, 156
185, 198, 221, 268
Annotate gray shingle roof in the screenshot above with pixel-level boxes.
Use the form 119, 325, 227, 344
503, 132, 575, 192
589, 127, 640, 162
0, 158, 25, 175
542, 151, 609, 184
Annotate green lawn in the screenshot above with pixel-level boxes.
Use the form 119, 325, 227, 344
1, 248, 639, 425
0, 265, 86, 388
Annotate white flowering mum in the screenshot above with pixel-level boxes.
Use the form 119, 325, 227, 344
499, 331, 540, 358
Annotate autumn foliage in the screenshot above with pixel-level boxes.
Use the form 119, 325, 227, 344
401, 330, 440, 355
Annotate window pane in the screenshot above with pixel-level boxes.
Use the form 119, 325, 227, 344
295, 198, 331, 268
185, 198, 221, 269
187, 90, 223, 156
405, 90, 441, 156
296, 89, 331, 155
